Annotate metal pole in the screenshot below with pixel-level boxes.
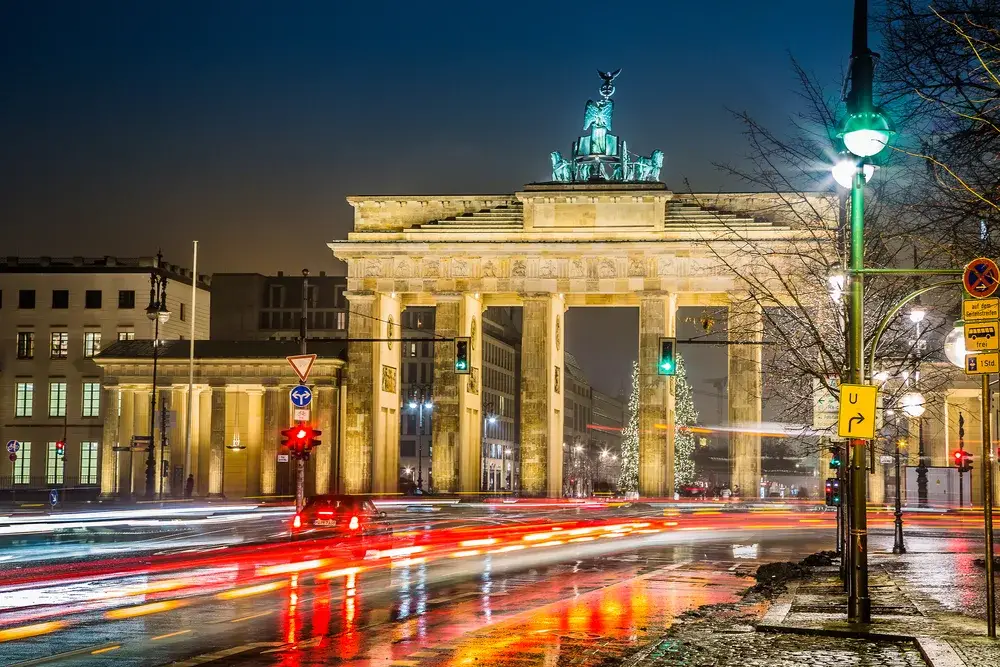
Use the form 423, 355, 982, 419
158, 395, 167, 499
295, 269, 309, 513
983, 374, 997, 638
959, 413, 965, 508
848, 165, 871, 622
183, 240, 198, 485
893, 439, 905, 553
917, 418, 928, 507
146, 307, 160, 500
417, 399, 424, 491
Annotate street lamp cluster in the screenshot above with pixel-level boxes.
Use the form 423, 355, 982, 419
144, 252, 171, 500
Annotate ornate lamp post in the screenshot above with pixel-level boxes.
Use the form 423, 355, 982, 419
407, 385, 432, 492
832, 0, 896, 623
145, 252, 171, 500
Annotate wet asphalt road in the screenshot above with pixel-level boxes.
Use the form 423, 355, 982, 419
0, 505, 988, 667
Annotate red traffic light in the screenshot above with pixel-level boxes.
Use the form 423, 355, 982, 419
55, 440, 65, 457
280, 425, 322, 458
954, 450, 964, 466
296, 427, 309, 439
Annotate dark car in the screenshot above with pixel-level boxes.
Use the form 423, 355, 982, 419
289, 495, 391, 556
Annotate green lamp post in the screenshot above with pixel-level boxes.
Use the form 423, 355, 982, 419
834, 0, 895, 624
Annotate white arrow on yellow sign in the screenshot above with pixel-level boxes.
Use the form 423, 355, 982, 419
837, 384, 878, 440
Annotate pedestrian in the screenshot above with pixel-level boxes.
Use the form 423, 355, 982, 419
184, 474, 194, 499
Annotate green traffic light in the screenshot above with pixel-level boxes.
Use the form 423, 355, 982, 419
660, 361, 672, 372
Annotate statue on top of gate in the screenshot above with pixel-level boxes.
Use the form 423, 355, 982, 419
550, 69, 664, 183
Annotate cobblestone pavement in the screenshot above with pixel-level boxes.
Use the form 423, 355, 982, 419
946, 638, 1000, 667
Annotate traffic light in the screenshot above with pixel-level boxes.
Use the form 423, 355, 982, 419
825, 477, 842, 506
658, 337, 677, 375
281, 425, 322, 459
455, 337, 470, 375
55, 440, 65, 458
953, 449, 964, 468
829, 446, 842, 470
960, 451, 973, 472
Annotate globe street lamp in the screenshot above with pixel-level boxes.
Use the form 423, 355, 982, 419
833, 0, 895, 624
944, 327, 967, 368
145, 252, 171, 500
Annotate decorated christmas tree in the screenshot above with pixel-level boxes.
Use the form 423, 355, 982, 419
674, 353, 698, 488
618, 361, 640, 495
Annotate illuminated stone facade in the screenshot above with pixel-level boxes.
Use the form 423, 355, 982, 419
331, 182, 837, 496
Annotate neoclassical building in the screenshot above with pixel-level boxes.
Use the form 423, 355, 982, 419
93, 340, 345, 498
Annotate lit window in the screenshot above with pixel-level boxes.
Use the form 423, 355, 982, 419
118, 330, 135, 341
13, 442, 31, 484
50, 331, 69, 359
82, 382, 101, 418
336, 311, 346, 330
49, 381, 67, 417
15, 382, 33, 417
16, 331, 34, 359
84, 331, 102, 358
46, 442, 64, 484
80, 442, 99, 485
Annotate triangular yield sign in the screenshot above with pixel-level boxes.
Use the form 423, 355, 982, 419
286, 354, 317, 383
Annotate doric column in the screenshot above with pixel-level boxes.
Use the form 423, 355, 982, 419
245, 388, 264, 498
156, 389, 173, 495
314, 385, 336, 495
208, 385, 226, 497
519, 294, 565, 497
132, 389, 149, 497
728, 293, 763, 496
638, 292, 677, 497
343, 291, 401, 493
261, 385, 284, 495
99, 385, 120, 499
432, 293, 486, 493
118, 389, 135, 496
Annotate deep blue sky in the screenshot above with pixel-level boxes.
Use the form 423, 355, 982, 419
0, 1, 863, 400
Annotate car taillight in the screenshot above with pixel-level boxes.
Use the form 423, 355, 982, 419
349, 515, 359, 530
292, 514, 302, 529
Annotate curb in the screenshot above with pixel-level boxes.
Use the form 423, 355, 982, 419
754, 624, 967, 666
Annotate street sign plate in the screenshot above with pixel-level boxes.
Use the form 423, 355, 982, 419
286, 354, 317, 383
49, 490, 58, 507
964, 257, 1000, 298
964, 298, 1000, 321
965, 321, 1000, 351
131, 435, 152, 443
277, 454, 290, 463
837, 384, 878, 440
293, 408, 310, 421
966, 352, 1000, 374
6, 440, 19, 453
812, 378, 839, 432
879, 455, 894, 465
112, 445, 131, 451
8, 453, 16, 462
289, 385, 313, 408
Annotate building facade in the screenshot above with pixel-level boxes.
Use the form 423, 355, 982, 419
93, 340, 346, 499
0, 256, 209, 494
481, 307, 520, 491
563, 352, 594, 496
210, 272, 348, 341
591, 388, 624, 490
399, 307, 436, 491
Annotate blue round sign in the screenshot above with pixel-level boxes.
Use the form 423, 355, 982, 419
289, 385, 313, 408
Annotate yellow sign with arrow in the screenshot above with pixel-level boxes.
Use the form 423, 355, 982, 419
837, 384, 878, 440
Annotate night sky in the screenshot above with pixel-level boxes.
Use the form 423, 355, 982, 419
1, 1, 858, 412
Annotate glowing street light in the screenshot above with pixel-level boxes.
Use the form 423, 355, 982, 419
944, 327, 966, 369
900, 392, 926, 418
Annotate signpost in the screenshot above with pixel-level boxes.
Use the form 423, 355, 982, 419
6, 440, 19, 454
286, 354, 317, 384
963, 257, 997, 638
8, 453, 16, 463
837, 384, 878, 441
289, 385, 312, 408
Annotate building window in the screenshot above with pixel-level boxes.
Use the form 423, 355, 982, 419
408, 342, 417, 358
84, 331, 102, 358
48, 381, 67, 417
118, 290, 135, 309
336, 311, 346, 330
268, 284, 284, 308
19, 290, 36, 309
80, 442, 99, 484
118, 330, 135, 341
13, 442, 31, 484
15, 382, 33, 417
307, 284, 318, 307
52, 290, 69, 309
50, 331, 69, 359
16, 331, 34, 359
46, 442, 65, 484
82, 382, 101, 418
179, 303, 186, 321
85, 290, 102, 309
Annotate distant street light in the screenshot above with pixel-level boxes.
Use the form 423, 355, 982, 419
900, 392, 926, 418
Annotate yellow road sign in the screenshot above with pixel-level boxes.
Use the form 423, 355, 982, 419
965, 321, 1000, 351
837, 384, 878, 440
964, 298, 1000, 321
966, 352, 1000, 374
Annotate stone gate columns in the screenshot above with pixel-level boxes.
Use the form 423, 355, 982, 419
245, 388, 264, 498
519, 293, 565, 497
432, 293, 484, 493
261, 384, 284, 495
100, 385, 120, 498
314, 384, 337, 495
208, 384, 226, 497
728, 293, 763, 496
638, 292, 677, 497
344, 291, 401, 494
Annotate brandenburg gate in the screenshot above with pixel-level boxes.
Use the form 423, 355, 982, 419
330, 71, 835, 497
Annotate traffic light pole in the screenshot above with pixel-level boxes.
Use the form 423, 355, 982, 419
296, 270, 309, 514
982, 373, 997, 638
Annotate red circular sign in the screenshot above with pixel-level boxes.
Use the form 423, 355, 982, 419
8, 453, 15, 462
964, 257, 1000, 299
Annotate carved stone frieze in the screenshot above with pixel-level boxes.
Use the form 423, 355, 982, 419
381, 365, 397, 393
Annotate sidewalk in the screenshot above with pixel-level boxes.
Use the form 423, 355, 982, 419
755, 553, 998, 667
